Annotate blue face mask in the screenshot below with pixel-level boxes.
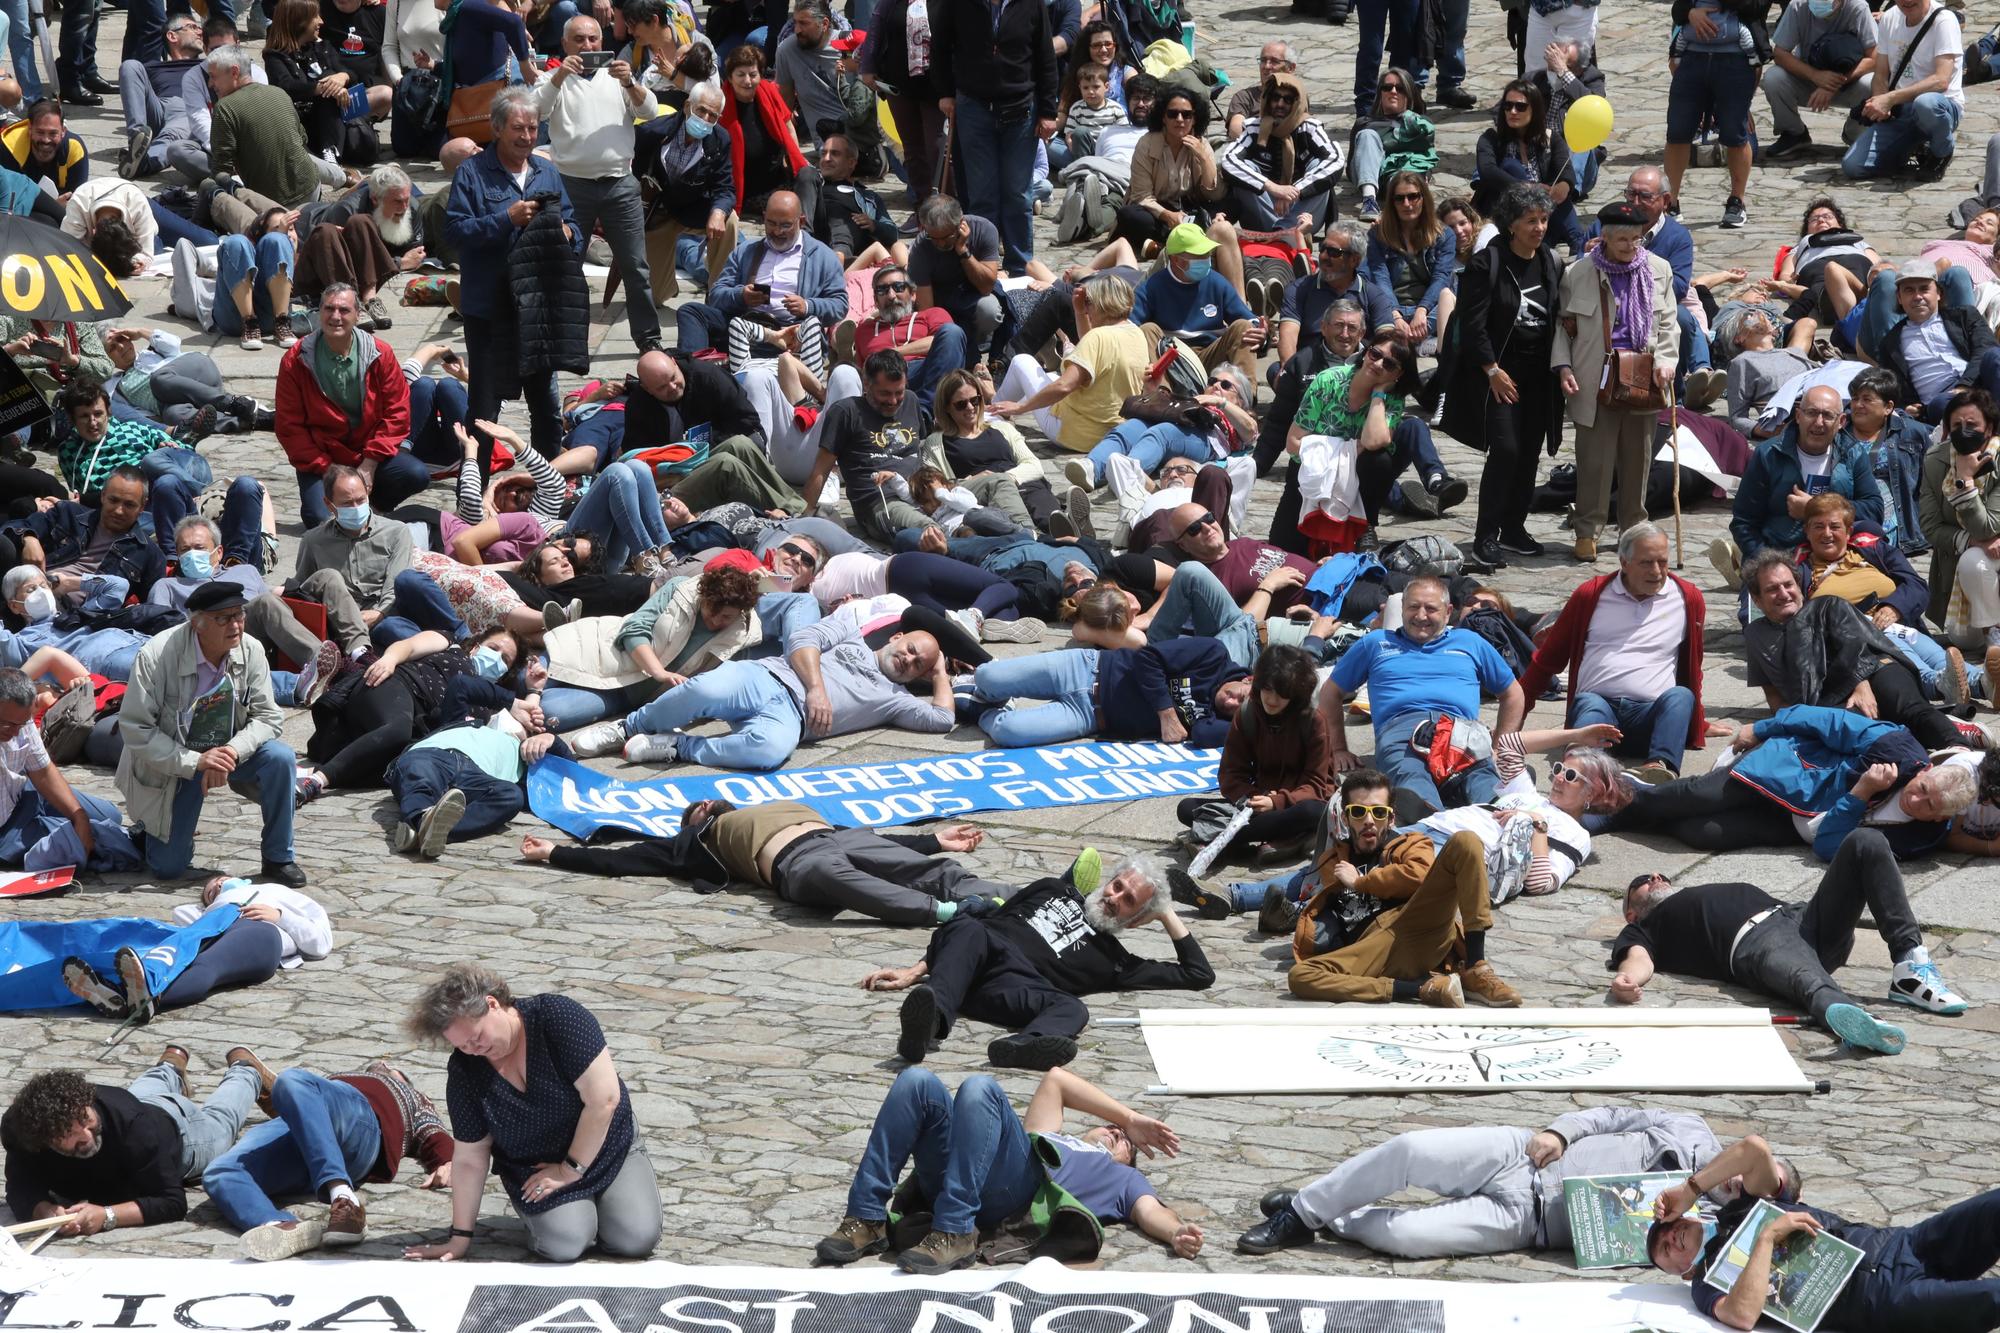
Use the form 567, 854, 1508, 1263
1182, 258, 1212, 282
684, 115, 714, 140
471, 645, 509, 681
1806, 0, 1835, 15
179, 549, 213, 580
335, 503, 371, 530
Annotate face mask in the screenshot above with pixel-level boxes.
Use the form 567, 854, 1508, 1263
471, 646, 509, 680
684, 115, 714, 139
1807, 0, 1836, 15
21, 586, 57, 623
1951, 424, 1987, 455
1182, 258, 1212, 282
335, 503, 371, 530
179, 549, 213, 580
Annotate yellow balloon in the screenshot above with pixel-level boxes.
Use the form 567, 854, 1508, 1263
1565, 95, 1614, 153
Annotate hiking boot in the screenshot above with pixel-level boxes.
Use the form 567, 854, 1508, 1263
1572, 535, 1598, 564
987, 1032, 1078, 1069
897, 1229, 978, 1276
159, 1044, 193, 1092
38, 676, 95, 765
1257, 884, 1299, 935
897, 984, 940, 1063
362, 296, 392, 330
1167, 866, 1232, 920
173, 405, 219, 446
1253, 835, 1310, 868
228, 1046, 279, 1116
324, 1194, 366, 1245
1237, 1199, 1318, 1254
243, 1218, 328, 1262
63, 958, 125, 1015
1825, 1001, 1905, 1055
1460, 960, 1522, 1008
815, 1215, 889, 1265
415, 789, 466, 858
1417, 972, 1465, 1008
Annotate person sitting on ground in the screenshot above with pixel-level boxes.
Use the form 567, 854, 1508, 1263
1272, 223, 1393, 368
817, 1065, 1204, 1277
1789, 492, 1949, 696
1611, 828, 1968, 1059
0, 1050, 273, 1239
204, 1059, 451, 1262
909, 195, 1005, 360
0, 668, 124, 870
204, 46, 348, 236
521, 798, 1013, 926
1347, 67, 1435, 225
1729, 385, 1887, 571
1843, 365, 1931, 556
403, 964, 661, 1264
1172, 642, 1332, 865
922, 368, 1065, 534
1879, 264, 2000, 423
274, 284, 422, 526
114, 12, 209, 179
2, 471, 165, 603
854, 264, 967, 411
1219, 71, 1341, 236
149, 516, 337, 699
285, 464, 414, 660
677, 189, 842, 372
1472, 80, 1579, 251
992, 272, 1151, 456
1239, 1106, 1748, 1259
1129, 223, 1265, 379
798, 349, 933, 545
859, 852, 1213, 1071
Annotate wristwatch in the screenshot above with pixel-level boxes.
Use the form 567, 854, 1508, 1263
99, 1206, 118, 1233
564, 1155, 582, 1172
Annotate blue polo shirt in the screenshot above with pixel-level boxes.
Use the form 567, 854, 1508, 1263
1330, 626, 1517, 729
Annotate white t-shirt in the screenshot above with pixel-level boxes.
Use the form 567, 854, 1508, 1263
1876, 3, 1962, 104
810, 551, 891, 610
0, 725, 49, 827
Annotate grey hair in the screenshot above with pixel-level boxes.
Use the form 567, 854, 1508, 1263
405, 963, 514, 1042
205, 43, 254, 78
1325, 219, 1366, 252
916, 194, 963, 232
490, 84, 539, 133
1742, 547, 1798, 601
319, 281, 359, 310
1600, 222, 1647, 244
1616, 521, 1667, 562
1490, 182, 1555, 235
1107, 853, 1167, 919
368, 163, 412, 196
174, 514, 222, 549
1208, 363, 1251, 404
1560, 745, 1626, 812
0, 668, 32, 710
1623, 875, 1676, 921
1265, 39, 1298, 65
1628, 164, 1667, 193
563, 11, 600, 37
1, 565, 46, 602
1322, 296, 1364, 326
792, 0, 831, 19
1927, 761, 1978, 815
689, 82, 725, 115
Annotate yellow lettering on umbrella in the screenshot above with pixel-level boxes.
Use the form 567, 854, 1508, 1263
46, 253, 105, 312
0, 256, 43, 313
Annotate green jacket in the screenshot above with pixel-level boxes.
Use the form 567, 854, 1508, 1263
1355, 110, 1438, 181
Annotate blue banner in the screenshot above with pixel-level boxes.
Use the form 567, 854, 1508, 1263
0, 905, 238, 1012
527, 743, 1223, 839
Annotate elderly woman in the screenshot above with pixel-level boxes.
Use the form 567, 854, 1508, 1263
1437, 183, 1565, 569
404, 964, 659, 1264
993, 273, 1152, 455
1110, 87, 1242, 292
1553, 201, 1677, 564
1218, 73, 1343, 235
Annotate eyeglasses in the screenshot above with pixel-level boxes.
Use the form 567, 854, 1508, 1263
1258, 55, 1290, 67
1394, 192, 1424, 203
1501, 100, 1531, 112
1625, 187, 1664, 201
1160, 461, 1197, 476
777, 542, 817, 571
948, 394, 981, 410
1344, 803, 1394, 821
872, 280, 913, 293
1798, 407, 1840, 421
1163, 108, 1195, 120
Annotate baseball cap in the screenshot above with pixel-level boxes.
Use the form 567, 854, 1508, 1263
1163, 222, 1219, 258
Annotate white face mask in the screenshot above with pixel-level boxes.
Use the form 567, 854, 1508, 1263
21, 586, 57, 623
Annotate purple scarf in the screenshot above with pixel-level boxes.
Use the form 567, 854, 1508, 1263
1590, 242, 1654, 353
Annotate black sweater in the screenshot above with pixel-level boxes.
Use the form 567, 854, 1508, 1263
3, 1088, 188, 1224
1098, 637, 1249, 748
952, 878, 1216, 996
930, 0, 1059, 120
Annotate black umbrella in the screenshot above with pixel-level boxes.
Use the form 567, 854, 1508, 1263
0, 212, 133, 322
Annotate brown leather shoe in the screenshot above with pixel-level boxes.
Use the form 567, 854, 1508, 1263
1460, 960, 1523, 1008
324, 1193, 366, 1246
227, 1046, 278, 1117
1572, 535, 1598, 563
1416, 972, 1465, 1008
159, 1044, 193, 1093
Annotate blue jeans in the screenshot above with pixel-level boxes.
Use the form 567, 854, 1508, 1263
844, 1069, 1040, 1235
139, 446, 213, 553
1884, 625, 1950, 696
153, 474, 262, 567
746, 590, 822, 657
1569, 687, 1695, 772
1435, 0, 1467, 88
566, 458, 670, 570
1086, 418, 1213, 481
1228, 866, 1311, 913
1374, 710, 1498, 811
1843, 93, 1963, 179
954, 95, 1037, 275
623, 661, 802, 769
1666, 51, 1758, 148
1229, 183, 1334, 233
387, 746, 524, 838
568, 409, 626, 470
407, 375, 471, 467
1351, 128, 1386, 190
1858, 263, 1980, 364
542, 679, 657, 733
212, 232, 295, 337
1847, 1188, 2000, 1331
144, 740, 298, 874
295, 450, 431, 528
1147, 562, 1259, 669
1353, 0, 1424, 114
945, 532, 1087, 583
202, 1070, 383, 1231
1678, 306, 1712, 383
973, 649, 1102, 747
371, 567, 467, 651
128, 1061, 262, 1180
906, 322, 968, 410
4, 0, 38, 100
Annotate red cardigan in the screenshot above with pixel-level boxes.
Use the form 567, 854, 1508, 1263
1518, 571, 1708, 750
273, 333, 412, 475
721, 81, 807, 211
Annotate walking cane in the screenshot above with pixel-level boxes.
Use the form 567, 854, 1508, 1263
1668, 399, 1685, 569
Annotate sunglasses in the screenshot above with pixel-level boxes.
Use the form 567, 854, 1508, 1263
1266, 94, 1296, 106
1183, 511, 1220, 534
1556, 765, 1587, 784
1502, 100, 1531, 112
1364, 347, 1402, 368
1394, 192, 1424, 203
1164, 108, 1195, 120
1322, 245, 1358, 259
777, 542, 818, 571
948, 394, 981, 409
1066, 575, 1098, 594
872, 280, 913, 293
1344, 803, 1394, 821
1381, 83, 1407, 95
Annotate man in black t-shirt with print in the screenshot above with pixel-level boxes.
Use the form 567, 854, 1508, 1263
1607, 828, 1967, 1055
800, 349, 933, 544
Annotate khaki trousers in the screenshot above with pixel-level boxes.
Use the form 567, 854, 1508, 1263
645, 210, 739, 303
1287, 831, 1491, 1003
1572, 405, 1654, 543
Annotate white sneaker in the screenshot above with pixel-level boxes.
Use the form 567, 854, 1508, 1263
1890, 954, 1971, 1015
946, 608, 984, 642
243, 1218, 327, 1262
1707, 535, 1740, 591
1064, 458, 1097, 490
624, 732, 682, 764
568, 719, 629, 757
981, 616, 1046, 644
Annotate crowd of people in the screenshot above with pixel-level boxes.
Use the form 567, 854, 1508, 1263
1, 0, 1998, 1319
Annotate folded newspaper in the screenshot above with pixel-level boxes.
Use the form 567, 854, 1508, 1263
1701, 1199, 1864, 1333
1563, 1172, 1704, 1269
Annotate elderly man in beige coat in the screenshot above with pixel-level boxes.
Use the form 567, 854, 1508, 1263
1553, 201, 1679, 565
117, 581, 306, 887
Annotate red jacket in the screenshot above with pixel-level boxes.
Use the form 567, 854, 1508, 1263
273, 332, 411, 475
1519, 572, 1708, 750
721, 81, 807, 212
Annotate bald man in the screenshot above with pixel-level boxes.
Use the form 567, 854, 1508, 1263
673, 189, 849, 365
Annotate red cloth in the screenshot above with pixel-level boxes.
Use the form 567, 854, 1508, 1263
334, 1072, 452, 1182
855, 307, 952, 360
721, 82, 807, 212
273, 335, 412, 475
1517, 571, 1708, 750
1296, 510, 1368, 557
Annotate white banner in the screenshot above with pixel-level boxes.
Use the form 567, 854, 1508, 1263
0, 1255, 1721, 1332
1135, 1007, 1817, 1096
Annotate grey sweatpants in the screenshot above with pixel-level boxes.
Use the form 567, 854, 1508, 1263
520, 1142, 662, 1262
1293, 1125, 1539, 1258
128, 1060, 263, 1181
770, 827, 1016, 926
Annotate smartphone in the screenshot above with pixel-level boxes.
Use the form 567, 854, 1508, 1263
27, 338, 62, 360
579, 49, 615, 71
744, 281, 769, 302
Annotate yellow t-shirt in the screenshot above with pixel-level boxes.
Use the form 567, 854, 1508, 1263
1051, 322, 1152, 453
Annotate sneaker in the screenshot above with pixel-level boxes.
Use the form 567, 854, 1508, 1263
297, 638, 340, 709
1257, 884, 1299, 935
1681, 366, 1728, 410
1065, 483, 1096, 539
275, 327, 299, 349
1068, 846, 1101, 894
1496, 528, 1545, 557
832, 318, 857, 366
239, 330, 265, 351
158, 1043, 193, 1092
1358, 194, 1380, 222
1046, 509, 1077, 539
986, 1031, 1078, 1069
1914, 150, 1954, 184
1237, 1200, 1318, 1254
1709, 534, 1741, 590
897, 984, 940, 1063
62, 957, 126, 1015
1427, 473, 1468, 513
294, 771, 328, 807
624, 731, 682, 764
1943, 646, 1971, 711
897, 1229, 978, 1276
1824, 1001, 1906, 1054
324, 1194, 366, 1246
1982, 646, 2000, 704
362, 296, 392, 330
568, 719, 629, 757
115, 945, 156, 1025
391, 822, 417, 853
1469, 535, 1510, 570
173, 405, 220, 447
227, 1045, 278, 1115
1765, 129, 1812, 161
815, 1216, 889, 1266
243, 1218, 329, 1262
1720, 196, 1747, 229
119, 125, 152, 180
1167, 865, 1232, 919
415, 789, 466, 858
38, 676, 95, 765
1627, 760, 1678, 786
1064, 457, 1097, 490
1889, 955, 1970, 1015
1433, 82, 1477, 110
980, 616, 1045, 644
1417, 972, 1465, 1008
1396, 477, 1441, 519
1459, 960, 1522, 1007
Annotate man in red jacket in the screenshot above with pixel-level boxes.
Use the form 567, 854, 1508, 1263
273, 283, 422, 527
1519, 522, 1719, 783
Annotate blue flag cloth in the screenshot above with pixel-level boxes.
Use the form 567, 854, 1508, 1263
0, 905, 240, 1011
527, 742, 1223, 840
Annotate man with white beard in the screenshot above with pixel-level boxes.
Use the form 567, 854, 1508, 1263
857, 853, 1215, 1071
304, 163, 456, 283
